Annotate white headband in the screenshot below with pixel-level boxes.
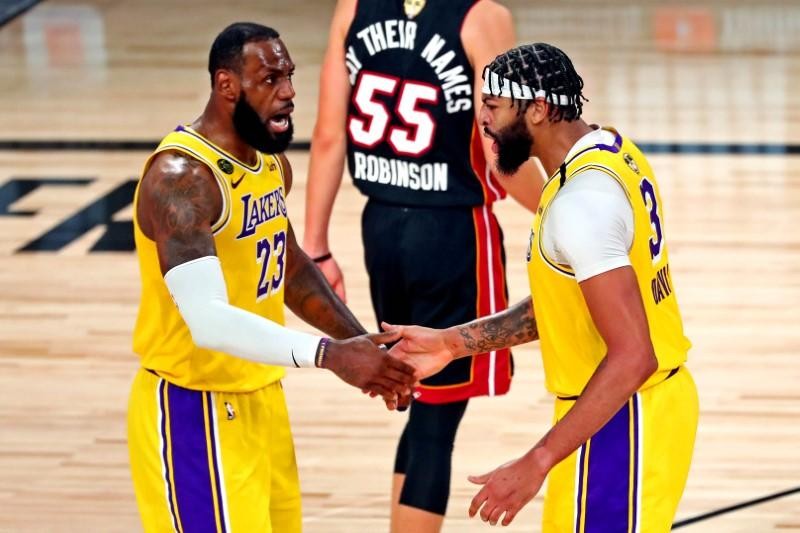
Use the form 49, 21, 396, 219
481, 71, 571, 106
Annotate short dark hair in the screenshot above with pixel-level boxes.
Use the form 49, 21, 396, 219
208, 22, 280, 86
484, 43, 587, 122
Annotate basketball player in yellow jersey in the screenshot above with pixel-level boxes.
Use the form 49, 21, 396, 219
386, 43, 698, 531
128, 23, 416, 533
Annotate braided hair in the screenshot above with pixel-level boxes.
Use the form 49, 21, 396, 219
484, 43, 587, 122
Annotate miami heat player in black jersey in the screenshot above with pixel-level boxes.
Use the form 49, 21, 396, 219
345, 1, 503, 208
345, 0, 512, 399
304, 1, 537, 529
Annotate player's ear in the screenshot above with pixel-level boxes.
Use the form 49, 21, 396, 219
527, 99, 549, 126
214, 69, 240, 102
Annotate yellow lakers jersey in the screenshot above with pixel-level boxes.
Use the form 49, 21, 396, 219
527, 127, 690, 397
132, 125, 288, 392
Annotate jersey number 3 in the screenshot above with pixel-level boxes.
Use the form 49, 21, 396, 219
639, 177, 664, 263
348, 71, 438, 157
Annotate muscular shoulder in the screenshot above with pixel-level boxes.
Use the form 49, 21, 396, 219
137, 150, 222, 241
461, 0, 514, 68
462, 1, 513, 42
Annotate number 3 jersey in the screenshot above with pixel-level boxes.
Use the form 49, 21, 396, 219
344, 0, 505, 207
132, 126, 288, 392
527, 127, 691, 398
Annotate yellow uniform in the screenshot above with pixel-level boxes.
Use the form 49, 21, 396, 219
527, 128, 698, 532
128, 125, 301, 532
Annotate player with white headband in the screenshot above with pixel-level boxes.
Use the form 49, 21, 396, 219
387, 42, 697, 531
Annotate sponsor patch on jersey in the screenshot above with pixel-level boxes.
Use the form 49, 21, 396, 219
217, 158, 234, 175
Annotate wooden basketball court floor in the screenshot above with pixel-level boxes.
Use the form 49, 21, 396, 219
0, 0, 799, 531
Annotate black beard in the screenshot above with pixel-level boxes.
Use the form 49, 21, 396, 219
232, 95, 294, 153
493, 117, 533, 176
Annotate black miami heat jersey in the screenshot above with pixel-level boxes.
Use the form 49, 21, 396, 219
344, 0, 505, 207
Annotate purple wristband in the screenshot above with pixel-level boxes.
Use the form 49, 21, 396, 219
315, 338, 330, 368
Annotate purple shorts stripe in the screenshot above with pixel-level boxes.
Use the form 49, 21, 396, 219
159, 380, 181, 533
631, 395, 640, 531
575, 443, 587, 533
166, 383, 218, 533
584, 399, 633, 533
205, 392, 227, 533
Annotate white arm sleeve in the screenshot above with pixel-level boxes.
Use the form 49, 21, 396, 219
164, 256, 322, 368
543, 170, 634, 282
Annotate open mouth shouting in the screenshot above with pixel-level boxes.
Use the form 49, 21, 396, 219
483, 127, 500, 153
268, 105, 294, 134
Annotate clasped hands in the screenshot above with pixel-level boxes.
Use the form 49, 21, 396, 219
351, 322, 456, 410
349, 322, 544, 527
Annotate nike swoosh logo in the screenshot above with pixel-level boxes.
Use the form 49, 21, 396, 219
231, 172, 246, 189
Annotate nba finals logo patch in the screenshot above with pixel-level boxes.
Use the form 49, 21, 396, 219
623, 153, 640, 174
217, 158, 234, 175
404, 0, 425, 19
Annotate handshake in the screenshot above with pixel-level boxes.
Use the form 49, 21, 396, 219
320, 322, 458, 410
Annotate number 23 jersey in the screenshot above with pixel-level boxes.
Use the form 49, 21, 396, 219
132, 126, 288, 392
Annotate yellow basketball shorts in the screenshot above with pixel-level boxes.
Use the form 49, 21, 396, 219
127, 368, 302, 533
542, 366, 698, 533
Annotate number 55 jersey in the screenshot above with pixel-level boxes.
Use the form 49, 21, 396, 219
344, 0, 505, 207
132, 125, 288, 393
343, 0, 513, 403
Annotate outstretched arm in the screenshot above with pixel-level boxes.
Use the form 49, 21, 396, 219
451, 296, 538, 355
279, 152, 365, 339
138, 151, 415, 399
285, 220, 366, 339
279, 153, 412, 406
387, 296, 538, 380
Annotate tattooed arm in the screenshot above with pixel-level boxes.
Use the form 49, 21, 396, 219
277, 152, 367, 339
284, 220, 367, 339
386, 297, 538, 380
137, 150, 220, 273
138, 150, 415, 398
454, 296, 538, 355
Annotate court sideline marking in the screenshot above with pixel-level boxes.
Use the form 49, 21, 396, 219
673, 485, 800, 529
